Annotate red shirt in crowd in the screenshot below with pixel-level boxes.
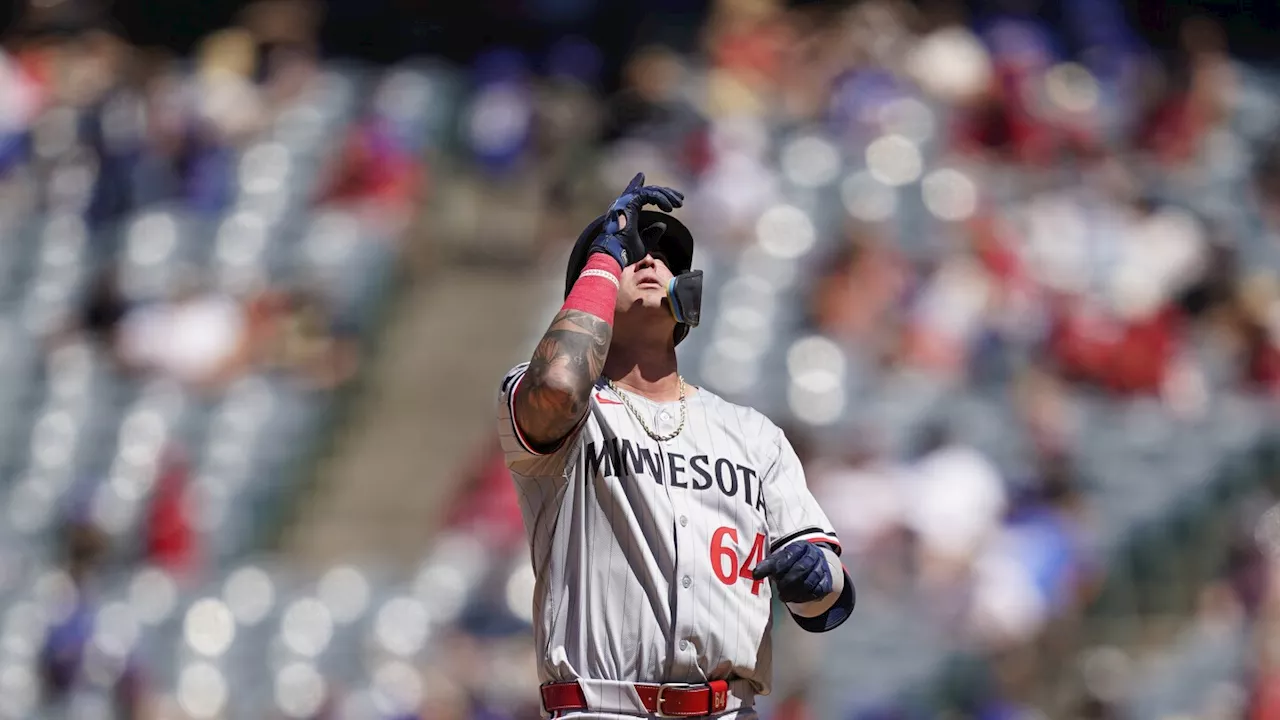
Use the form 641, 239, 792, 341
145, 445, 199, 579
1049, 299, 1182, 395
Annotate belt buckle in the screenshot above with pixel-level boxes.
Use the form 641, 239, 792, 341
654, 684, 698, 718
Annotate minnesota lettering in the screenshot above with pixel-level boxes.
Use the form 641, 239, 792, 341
585, 438, 766, 511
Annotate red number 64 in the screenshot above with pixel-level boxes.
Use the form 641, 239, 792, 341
709, 526, 768, 595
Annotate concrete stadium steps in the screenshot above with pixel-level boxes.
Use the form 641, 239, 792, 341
282, 262, 561, 570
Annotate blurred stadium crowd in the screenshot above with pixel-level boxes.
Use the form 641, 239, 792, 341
4, 0, 1280, 718
0, 0, 436, 717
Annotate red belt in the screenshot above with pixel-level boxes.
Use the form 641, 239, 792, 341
541, 679, 732, 717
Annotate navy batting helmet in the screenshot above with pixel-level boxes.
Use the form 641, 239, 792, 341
564, 210, 702, 345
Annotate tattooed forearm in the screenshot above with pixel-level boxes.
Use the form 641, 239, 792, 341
514, 309, 611, 448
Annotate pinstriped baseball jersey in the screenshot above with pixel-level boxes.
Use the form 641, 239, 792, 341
496, 362, 841, 714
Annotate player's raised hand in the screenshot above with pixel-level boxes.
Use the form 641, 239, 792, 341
606, 172, 684, 227
751, 542, 834, 604
590, 173, 685, 269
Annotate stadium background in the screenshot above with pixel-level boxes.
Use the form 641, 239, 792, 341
2, 0, 1280, 718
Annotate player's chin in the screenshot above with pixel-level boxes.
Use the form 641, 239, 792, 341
621, 297, 677, 324
647, 296, 676, 314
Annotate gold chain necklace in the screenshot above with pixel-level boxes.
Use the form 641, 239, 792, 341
605, 376, 687, 442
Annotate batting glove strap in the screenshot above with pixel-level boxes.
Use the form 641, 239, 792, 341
790, 571, 856, 634
588, 233, 641, 270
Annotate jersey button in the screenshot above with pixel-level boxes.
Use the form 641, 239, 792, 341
679, 640, 689, 651
681, 576, 691, 589
679, 516, 688, 527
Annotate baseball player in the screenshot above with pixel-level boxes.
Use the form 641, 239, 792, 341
497, 174, 854, 719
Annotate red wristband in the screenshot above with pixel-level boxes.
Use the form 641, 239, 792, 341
563, 253, 622, 324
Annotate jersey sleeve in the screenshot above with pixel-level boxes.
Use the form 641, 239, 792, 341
496, 362, 578, 472
760, 427, 842, 556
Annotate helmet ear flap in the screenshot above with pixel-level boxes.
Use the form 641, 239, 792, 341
666, 270, 702, 327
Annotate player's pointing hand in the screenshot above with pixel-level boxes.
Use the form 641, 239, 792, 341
590, 173, 685, 269
751, 542, 834, 604
607, 172, 684, 225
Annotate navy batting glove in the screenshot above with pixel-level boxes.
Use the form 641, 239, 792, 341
590, 173, 685, 269
751, 542, 833, 604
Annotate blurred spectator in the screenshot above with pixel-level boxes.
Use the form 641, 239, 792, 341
445, 440, 527, 551
466, 49, 536, 176
143, 444, 199, 582
690, 116, 777, 245
602, 45, 701, 150
1136, 17, 1237, 167
0, 44, 40, 177
74, 30, 145, 229
253, 285, 361, 390
904, 424, 1008, 606
810, 428, 910, 581
701, 0, 792, 117
238, 0, 321, 57
193, 27, 264, 143
953, 16, 1068, 165
1048, 297, 1183, 395
40, 517, 145, 719
901, 251, 998, 381
116, 271, 248, 391
48, 266, 131, 363
129, 52, 188, 206
1012, 364, 1076, 459
808, 229, 909, 353
317, 114, 423, 233
984, 453, 1092, 639
772, 5, 855, 123
143, 27, 264, 216
237, 0, 322, 110
827, 67, 916, 152
1021, 169, 1210, 395
1236, 273, 1280, 397
532, 37, 605, 246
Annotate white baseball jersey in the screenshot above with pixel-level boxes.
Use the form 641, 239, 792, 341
496, 362, 841, 718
